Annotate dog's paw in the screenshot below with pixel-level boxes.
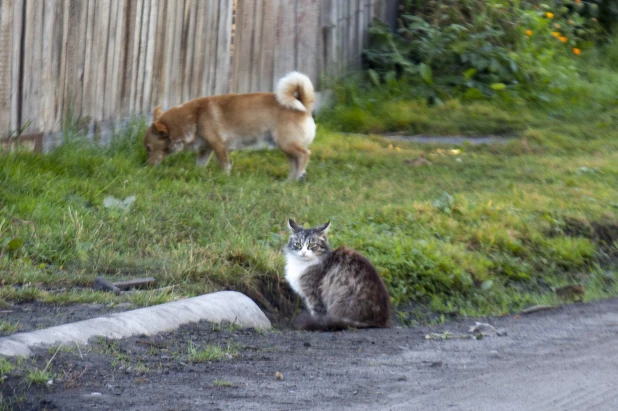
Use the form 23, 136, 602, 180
296, 172, 307, 182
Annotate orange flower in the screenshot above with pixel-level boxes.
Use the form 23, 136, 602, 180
525, 29, 533, 36
575, 0, 581, 3
546, 12, 554, 19
559, 36, 568, 43
551, 31, 561, 37
573, 48, 581, 55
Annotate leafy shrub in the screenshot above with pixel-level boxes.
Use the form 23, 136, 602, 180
363, 0, 606, 103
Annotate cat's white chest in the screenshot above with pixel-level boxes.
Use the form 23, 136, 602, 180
284, 255, 317, 298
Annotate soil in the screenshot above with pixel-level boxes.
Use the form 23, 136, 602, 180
2, 298, 618, 411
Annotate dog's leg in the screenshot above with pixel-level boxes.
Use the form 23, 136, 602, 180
281, 142, 310, 180
296, 147, 311, 180
211, 141, 231, 175
196, 148, 213, 167
286, 153, 299, 180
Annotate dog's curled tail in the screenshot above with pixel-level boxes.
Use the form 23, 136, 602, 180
276, 71, 316, 113
293, 312, 389, 332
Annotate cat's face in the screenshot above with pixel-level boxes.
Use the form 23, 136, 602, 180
285, 219, 331, 261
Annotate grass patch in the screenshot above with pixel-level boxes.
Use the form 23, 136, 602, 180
319, 94, 534, 136
1, 46, 618, 322
0, 358, 14, 376
0, 393, 27, 411
1, 120, 617, 319
213, 379, 233, 387
186, 341, 239, 363
0, 321, 19, 335
22, 368, 53, 388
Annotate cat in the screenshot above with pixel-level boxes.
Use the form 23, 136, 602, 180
284, 218, 391, 331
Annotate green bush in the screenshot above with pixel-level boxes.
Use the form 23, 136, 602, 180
363, 0, 606, 103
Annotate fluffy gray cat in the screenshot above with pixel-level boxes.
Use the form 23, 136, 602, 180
284, 219, 391, 331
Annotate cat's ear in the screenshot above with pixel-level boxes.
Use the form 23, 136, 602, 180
316, 221, 330, 234
287, 218, 303, 233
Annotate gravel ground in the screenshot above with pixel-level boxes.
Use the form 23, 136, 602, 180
1, 298, 617, 411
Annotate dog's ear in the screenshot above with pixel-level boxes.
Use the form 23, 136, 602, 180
153, 106, 164, 121
153, 121, 168, 136
287, 218, 303, 233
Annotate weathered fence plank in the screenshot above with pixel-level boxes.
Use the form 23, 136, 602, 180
191, 0, 206, 99
161, 0, 176, 109
214, 0, 233, 95
259, 0, 277, 92
203, 0, 219, 96
55, 0, 70, 132
231, 0, 254, 93
273, 0, 296, 84
22, 0, 44, 133
296, 0, 320, 84
321, 0, 336, 79
250, 0, 264, 92
181, 0, 195, 103
169, 0, 184, 106
0, 0, 14, 135
94, 0, 111, 123
62, 0, 87, 125
110, 1, 127, 120
10, 0, 24, 134
80, 0, 95, 125
149, 0, 166, 111
141, 0, 158, 113
134, 0, 148, 115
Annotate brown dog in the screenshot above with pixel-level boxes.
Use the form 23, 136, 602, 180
143, 72, 316, 180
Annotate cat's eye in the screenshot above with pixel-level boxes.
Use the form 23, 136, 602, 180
308, 243, 318, 250
293, 242, 301, 249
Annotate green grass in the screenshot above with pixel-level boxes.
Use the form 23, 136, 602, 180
1, 49, 618, 322
186, 341, 239, 362
0, 393, 26, 411
0, 321, 19, 334
22, 367, 53, 388
318, 97, 537, 136
0, 358, 14, 376
213, 379, 233, 387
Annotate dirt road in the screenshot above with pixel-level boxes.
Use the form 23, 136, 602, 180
2, 298, 617, 410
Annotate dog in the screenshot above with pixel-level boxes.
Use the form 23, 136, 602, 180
143, 72, 316, 180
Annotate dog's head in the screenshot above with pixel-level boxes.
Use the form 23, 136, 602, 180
144, 106, 172, 166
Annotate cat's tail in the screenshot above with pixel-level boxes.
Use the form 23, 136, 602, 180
275, 72, 316, 114
293, 311, 389, 332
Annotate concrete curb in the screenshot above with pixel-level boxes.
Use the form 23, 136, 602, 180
0, 291, 271, 357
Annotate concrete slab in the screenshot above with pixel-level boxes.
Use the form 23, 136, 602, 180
0, 291, 271, 357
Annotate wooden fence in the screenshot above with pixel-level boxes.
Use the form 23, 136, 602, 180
0, 0, 397, 150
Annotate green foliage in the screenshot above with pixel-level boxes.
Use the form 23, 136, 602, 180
0, 321, 20, 334
0, 358, 14, 376
23, 367, 53, 388
363, 0, 606, 103
319, 82, 533, 135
